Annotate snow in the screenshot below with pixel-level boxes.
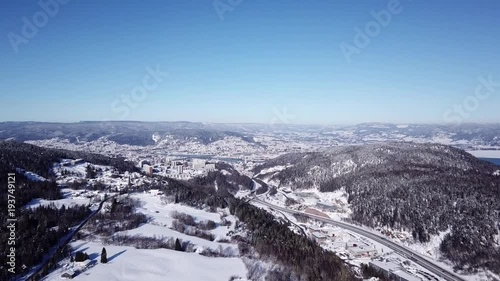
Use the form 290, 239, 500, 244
256, 165, 292, 177
25, 189, 94, 209
40, 192, 248, 280
118, 193, 239, 253
403, 230, 450, 260
16, 168, 47, 182
25, 197, 91, 209
43, 241, 247, 281
132, 193, 222, 225
115, 224, 237, 253
152, 133, 161, 143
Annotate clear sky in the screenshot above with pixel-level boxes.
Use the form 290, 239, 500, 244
1, 0, 499, 124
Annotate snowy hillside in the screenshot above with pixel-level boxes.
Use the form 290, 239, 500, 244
254, 142, 500, 275
44, 242, 247, 281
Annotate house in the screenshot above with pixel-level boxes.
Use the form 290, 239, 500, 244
75, 259, 92, 270
346, 240, 378, 258
72, 159, 85, 165
61, 159, 73, 167
350, 247, 378, 258
149, 189, 160, 196
61, 270, 76, 279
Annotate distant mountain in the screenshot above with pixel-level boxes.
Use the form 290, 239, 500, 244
0, 121, 256, 146
254, 142, 500, 273
1, 122, 499, 151
320, 123, 500, 148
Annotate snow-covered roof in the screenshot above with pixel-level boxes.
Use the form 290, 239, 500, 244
370, 261, 420, 281
312, 232, 328, 239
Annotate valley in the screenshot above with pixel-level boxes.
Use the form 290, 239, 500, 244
1, 125, 499, 281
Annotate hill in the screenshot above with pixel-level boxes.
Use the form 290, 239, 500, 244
254, 142, 500, 273
0, 121, 256, 146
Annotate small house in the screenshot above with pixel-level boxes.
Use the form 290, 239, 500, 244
61, 270, 76, 279
312, 232, 328, 243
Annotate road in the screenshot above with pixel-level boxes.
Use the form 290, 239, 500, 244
252, 197, 465, 281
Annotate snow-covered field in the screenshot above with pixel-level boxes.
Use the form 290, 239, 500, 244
43, 241, 247, 281
118, 193, 239, 253
25, 196, 91, 209
16, 168, 46, 181
41, 191, 249, 281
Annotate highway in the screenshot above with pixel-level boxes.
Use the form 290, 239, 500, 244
251, 197, 466, 281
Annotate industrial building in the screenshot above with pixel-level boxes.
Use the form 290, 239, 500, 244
311, 232, 328, 243
369, 261, 421, 281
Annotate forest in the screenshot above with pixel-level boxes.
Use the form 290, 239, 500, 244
0, 141, 137, 279
254, 142, 500, 274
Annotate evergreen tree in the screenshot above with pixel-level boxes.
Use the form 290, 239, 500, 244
101, 247, 108, 264
110, 198, 117, 213
175, 238, 182, 251
86, 164, 96, 179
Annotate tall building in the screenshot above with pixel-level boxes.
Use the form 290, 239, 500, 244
176, 164, 183, 174
142, 164, 153, 175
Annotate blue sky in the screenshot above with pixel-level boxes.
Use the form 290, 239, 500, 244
0, 0, 499, 124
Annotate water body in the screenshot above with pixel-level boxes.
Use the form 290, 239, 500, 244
479, 158, 500, 165
166, 153, 243, 163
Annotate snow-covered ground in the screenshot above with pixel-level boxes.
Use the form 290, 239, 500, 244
118, 193, 239, 253
40, 191, 249, 281
43, 241, 247, 281
53, 160, 148, 190
16, 168, 47, 181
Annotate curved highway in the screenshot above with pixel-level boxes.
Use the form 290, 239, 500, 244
252, 197, 465, 281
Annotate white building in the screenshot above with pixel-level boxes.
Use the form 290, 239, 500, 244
192, 159, 206, 170
142, 164, 153, 175
205, 163, 216, 171
312, 232, 328, 243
